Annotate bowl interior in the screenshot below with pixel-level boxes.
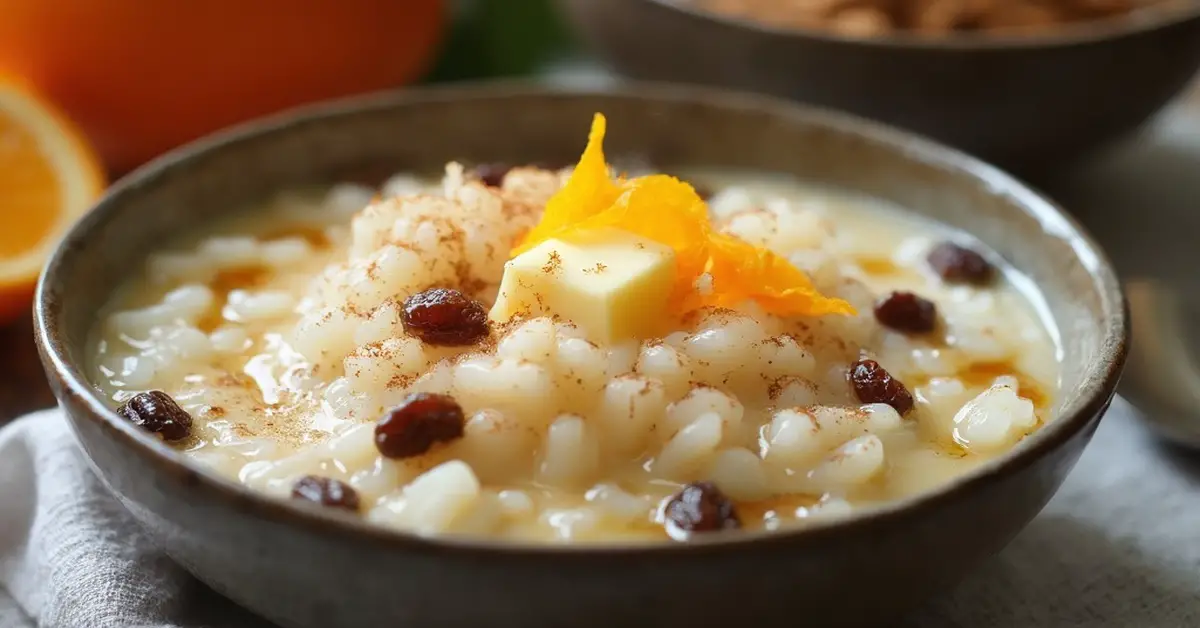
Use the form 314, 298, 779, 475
39, 83, 1125, 546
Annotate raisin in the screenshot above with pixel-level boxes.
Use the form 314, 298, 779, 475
401, 288, 489, 346
663, 482, 741, 538
472, 163, 512, 188
291, 476, 361, 512
116, 390, 192, 441
849, 359, 914, 415
375, 393, 466, 459
874, 291, 937, 333
927, 242, 994, 285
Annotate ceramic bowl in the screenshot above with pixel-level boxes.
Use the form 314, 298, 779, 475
558, 0, 1200, 175
35, 83, 1127, 628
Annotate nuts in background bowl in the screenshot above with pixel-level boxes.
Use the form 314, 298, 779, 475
694, 0, 1188, 37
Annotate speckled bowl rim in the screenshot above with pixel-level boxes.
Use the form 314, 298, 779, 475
652, 0, 1200, 49
36, 81, 1128, 560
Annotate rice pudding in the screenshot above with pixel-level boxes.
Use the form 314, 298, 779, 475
90, 114, 1059, 543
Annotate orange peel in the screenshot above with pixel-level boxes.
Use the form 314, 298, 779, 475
513, 113, 855, 318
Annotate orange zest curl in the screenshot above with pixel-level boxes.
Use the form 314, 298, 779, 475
513, 113, 855, 318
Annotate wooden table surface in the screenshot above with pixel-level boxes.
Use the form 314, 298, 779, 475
3, 82, 1197, 426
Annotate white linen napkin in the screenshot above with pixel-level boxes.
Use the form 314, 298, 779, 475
1, 398, 1197, 628
0, 409, 272, 628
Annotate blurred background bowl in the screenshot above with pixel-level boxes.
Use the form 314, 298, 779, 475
558, 0, 1200, 175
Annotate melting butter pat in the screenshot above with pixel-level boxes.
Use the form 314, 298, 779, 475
490, 229, 676, 343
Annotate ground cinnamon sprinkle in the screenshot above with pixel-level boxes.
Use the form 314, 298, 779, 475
387, 373, 416, 390
215, 373, 257, 389
767, 375, 814, 401
232, 424, 257, 438
542, 251, 563, 274
761, 334, 790, 348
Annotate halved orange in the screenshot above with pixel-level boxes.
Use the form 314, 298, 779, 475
0, 76, 105, 324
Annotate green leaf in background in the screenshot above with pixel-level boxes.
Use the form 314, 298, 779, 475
425, 0, 578, 83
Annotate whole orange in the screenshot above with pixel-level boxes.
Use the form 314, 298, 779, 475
0, 0, 445, 173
